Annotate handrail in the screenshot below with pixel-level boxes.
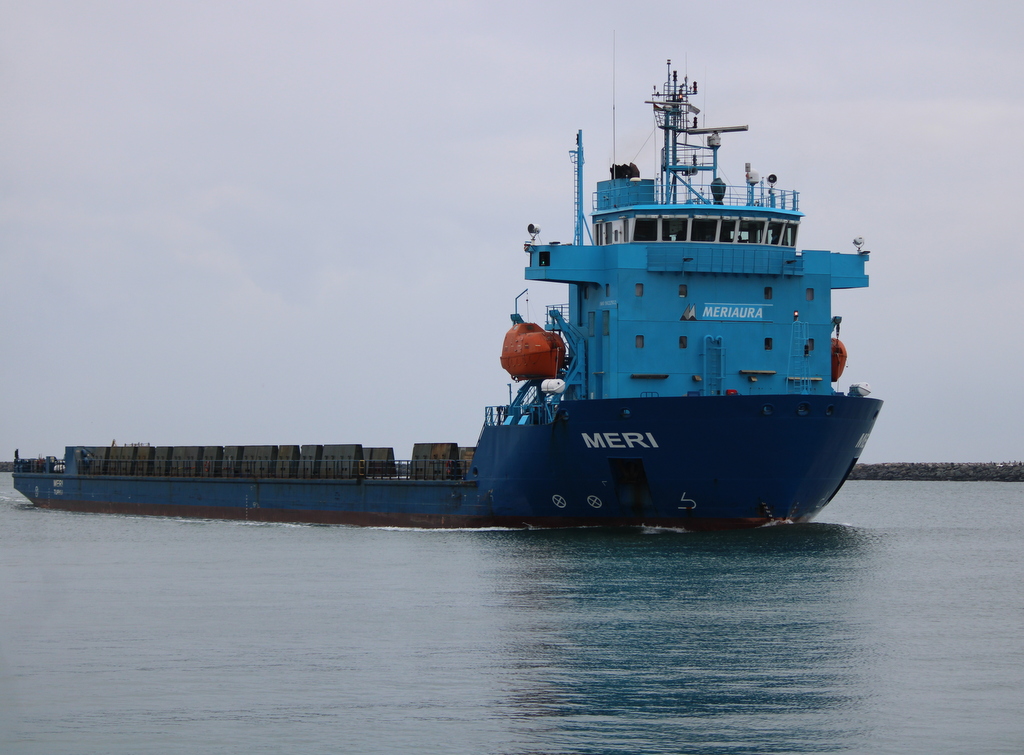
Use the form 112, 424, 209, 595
595, 181, 799, 211
12, 457, 64, 474
21, 457, 472, 481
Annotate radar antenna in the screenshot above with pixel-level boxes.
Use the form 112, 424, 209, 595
647, 60, 748, 204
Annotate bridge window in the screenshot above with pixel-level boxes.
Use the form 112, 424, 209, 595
764, 286, 773, 300
806, 287, 815, 301
635, 335, 645, 348
632, 218, 658, 242
635, 283, 644, 296
767, 221, 799, 246
679, 284, 688, 297
691, 218, 718, 242
718, 218, 738, 243
738, 219, 765, 243
662, 218, 688, 241
679, 336, 688, 348
765, 337, 773, 350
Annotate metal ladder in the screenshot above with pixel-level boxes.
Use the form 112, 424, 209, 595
788, 320, 811, 394
703, 336, 725, 395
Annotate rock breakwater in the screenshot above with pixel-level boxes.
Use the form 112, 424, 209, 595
850, 462, 1024, 481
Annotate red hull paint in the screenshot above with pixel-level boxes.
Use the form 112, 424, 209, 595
27, 497, 773, 531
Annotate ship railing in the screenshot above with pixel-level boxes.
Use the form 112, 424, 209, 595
484, 402, 556, 427
594, 181, 799, 211
484, 405, 507, 426
75, 457, 472, 481
546, 303, 570, 322
13, 457, 64, 474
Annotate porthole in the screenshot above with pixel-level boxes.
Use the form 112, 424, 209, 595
797, 402, 811, 416
761, 404, 774, 416
825, 405, 835, 416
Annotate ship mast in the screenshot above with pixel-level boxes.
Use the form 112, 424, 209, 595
569, 130, 592, 246
648, 59, 748, 205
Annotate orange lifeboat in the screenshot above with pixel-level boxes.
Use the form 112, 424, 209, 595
500, 322, 566, 381
831, 338, 848, 382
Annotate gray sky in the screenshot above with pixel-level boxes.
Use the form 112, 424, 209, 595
3, 1, 1022, 464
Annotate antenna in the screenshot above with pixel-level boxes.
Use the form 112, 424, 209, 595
648, 67, 748, 202
611, 31, 616, 167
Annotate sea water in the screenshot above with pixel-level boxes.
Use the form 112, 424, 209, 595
0, 473, 1021, 754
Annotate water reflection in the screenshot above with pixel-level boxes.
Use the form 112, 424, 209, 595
485, 524, 881, 754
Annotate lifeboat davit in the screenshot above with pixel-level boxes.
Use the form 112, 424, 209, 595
831, 338, 848, 382
500, 322, 566, 381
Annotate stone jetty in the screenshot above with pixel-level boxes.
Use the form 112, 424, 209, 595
849, 462, 1024, 482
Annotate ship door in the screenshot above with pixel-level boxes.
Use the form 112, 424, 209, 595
608, 458, 656, 516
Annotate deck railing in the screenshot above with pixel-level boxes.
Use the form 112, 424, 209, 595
18, 458, 471, 481
12, 457, 64, 474
595, 181, 799, 211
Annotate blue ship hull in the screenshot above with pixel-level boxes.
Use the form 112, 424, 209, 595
14, 394, 880, 529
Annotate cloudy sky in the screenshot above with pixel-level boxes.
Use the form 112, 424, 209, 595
2, 1, 1022, 464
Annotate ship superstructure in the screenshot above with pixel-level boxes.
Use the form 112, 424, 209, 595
507, 62, 868, 417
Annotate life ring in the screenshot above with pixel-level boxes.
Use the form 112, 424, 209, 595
831, 338, 848, 382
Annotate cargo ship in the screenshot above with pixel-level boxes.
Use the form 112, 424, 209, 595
13, 62, 882, 529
